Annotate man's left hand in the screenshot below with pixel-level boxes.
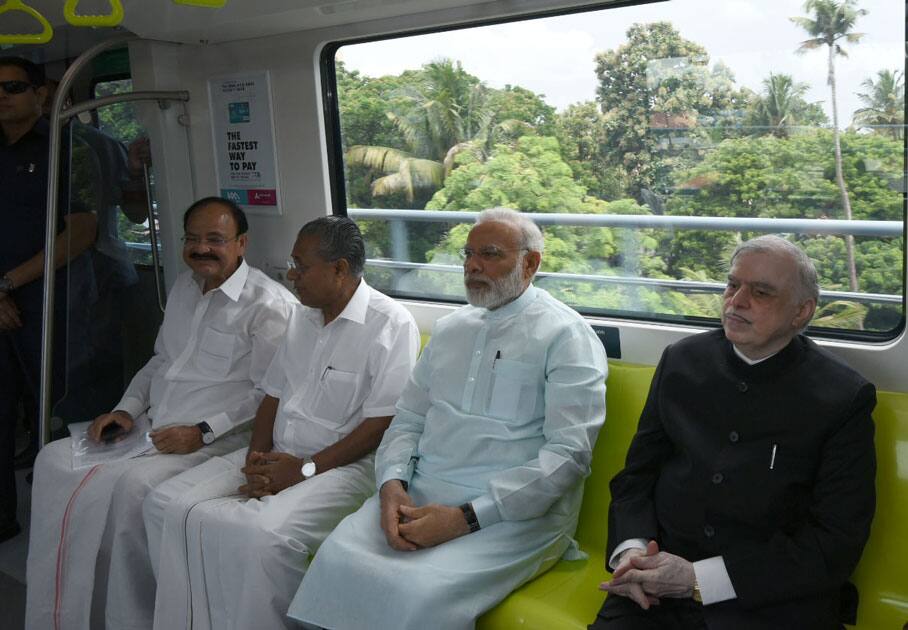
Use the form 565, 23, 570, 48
600, 540, 695, 603
397, 503, 470, 548
243, 451, 303, 494
151, 425, 204, 454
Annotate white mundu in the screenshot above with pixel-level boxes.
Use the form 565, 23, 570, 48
145, 280, 419, 630
25, 261, 294, 630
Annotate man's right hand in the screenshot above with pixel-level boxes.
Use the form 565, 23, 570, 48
0, 294, 22, 331
380, 479, 418, 552
239, 450, 273, 498
88, 410, 134, 443
599, 541, 661, 609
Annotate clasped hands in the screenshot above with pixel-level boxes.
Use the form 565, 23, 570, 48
599, 540, 695, 609
379, 479, 470, 551
239, 451, 303, 498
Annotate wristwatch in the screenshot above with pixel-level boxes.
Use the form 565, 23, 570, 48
692, 576, 703, 603
301, 458, 318, 480
195, 421, 215, 445
0, 275, 14, 295
459, 502, 481, 533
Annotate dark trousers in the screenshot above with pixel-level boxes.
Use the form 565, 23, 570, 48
0, 294, 69, 525
590, 595, 708, 630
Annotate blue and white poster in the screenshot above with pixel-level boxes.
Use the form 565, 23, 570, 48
209, 71, 281, 214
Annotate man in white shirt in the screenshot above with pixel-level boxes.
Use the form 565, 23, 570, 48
25, 197, 295, 630
144, 216, 420, 630
289, 208, 608, 630
592, 236, 875, 630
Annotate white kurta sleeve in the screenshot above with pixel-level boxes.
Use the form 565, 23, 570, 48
375, 340, 434, 489
114, 326, 169, 419
200, 298, 292, 438
362, 317, 420, 419
471, 322, 607, 528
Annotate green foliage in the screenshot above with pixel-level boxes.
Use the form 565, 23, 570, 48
744, 73, 828, 137
336, 14, 903, 333
594, 22, 750, 199
853, 69, 905, 140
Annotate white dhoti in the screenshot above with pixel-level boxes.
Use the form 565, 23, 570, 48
288, 473, 579, 630
25, 429, 248, 630
145, 447, 376, 630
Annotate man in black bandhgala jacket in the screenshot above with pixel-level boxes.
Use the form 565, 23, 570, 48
591, 235, 876, 630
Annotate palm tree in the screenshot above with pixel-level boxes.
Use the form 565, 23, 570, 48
791, 0, 867, 292
853, 69, 904, 140
752, 73, 812, 137
346, 59, 493, 205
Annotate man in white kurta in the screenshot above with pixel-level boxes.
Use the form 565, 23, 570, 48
290, 208, 608, 630
25, 197, 294, 630
144, 216, 419, 630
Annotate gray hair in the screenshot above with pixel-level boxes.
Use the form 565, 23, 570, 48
476, 207, 545, 254
297, 216, 365, 278
730, 234, 820, 308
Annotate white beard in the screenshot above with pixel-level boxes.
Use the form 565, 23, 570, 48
464, 255, 527, 309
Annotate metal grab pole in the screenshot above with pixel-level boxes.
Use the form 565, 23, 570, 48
38, 34, 136, 448
144, 163, 166, 313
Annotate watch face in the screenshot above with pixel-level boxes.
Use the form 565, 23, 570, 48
302, 461, 317, 478
202, 431, 215, 444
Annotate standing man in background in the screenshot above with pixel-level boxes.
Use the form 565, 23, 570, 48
0, 56, 97, 544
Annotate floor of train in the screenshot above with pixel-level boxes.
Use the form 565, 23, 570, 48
0, 466, 29, 630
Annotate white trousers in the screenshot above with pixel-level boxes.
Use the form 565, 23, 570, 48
144, 447, 376, 630
25, 431, 248, 630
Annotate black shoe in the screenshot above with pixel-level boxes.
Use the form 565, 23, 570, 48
0, 520, 21, 544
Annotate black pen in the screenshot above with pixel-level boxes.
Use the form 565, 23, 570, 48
493, 350, 501, 369
321, 365, 334, 380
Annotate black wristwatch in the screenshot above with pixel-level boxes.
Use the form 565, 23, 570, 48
0, 275, 14, 295
195, 421, 215, 445
459, 502, 481, 533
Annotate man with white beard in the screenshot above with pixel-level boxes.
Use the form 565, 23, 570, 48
289, 207, 609, 630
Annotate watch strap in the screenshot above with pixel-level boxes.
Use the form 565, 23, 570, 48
195, 421, 215, 444
459, 502, 481, 533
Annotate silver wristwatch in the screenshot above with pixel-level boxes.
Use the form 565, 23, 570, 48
0, 275, 14, 295
301, 458, 317, 480
195, 421, 215, 445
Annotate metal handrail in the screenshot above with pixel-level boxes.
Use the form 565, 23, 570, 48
39, 34, 188, 447
62, 90, 190, 119
143, 163, 166, 313
347, 208, 903, 238
362, 258, 903, 305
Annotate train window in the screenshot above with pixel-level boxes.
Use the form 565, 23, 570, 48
91, 77, 159, 267
324, 0, 905, 339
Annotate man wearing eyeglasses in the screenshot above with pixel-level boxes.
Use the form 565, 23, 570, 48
140, 216, 419, 630
26, 196, 295, 630
0, 57, 99, 545
290, 208, 608, 630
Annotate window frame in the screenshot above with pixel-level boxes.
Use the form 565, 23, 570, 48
317, 0, 907, 344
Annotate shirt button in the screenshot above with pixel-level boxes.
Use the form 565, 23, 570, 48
729, 431, 739, 443
468, 377, 475, 382
704, 524, 716, 538
475, 350, 481, 355
712, 472, 724, 484
737, 381, 748, 393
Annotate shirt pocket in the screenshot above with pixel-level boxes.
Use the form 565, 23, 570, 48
196, 327, 237, 377
486, 359, 540, 423
310, 368, 361, 426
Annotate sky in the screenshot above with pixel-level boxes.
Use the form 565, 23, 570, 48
336, 0, 904, 126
